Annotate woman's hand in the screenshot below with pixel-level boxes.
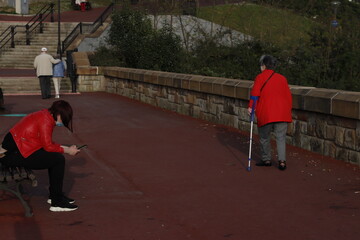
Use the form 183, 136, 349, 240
248, 107, 253, 116
62, 145, 80, 156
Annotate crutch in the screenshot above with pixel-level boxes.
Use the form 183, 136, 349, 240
247, 96, 258, 172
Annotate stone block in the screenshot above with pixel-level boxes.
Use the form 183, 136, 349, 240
310, 137, 324, 154
77, 66, 99, 75
196, 98, 208, 112
315, 118, 325, 138
158, 72, 171, 86
185, 94, 196, 104
332, 91, 360, 120
220, 112, 238, 128
344, 129, 356, 150
200, 77, 213, 94
188, 75, 203, 91
335, 127, 345, 146
222, 80, 238, 98
348, 150, 360, 165
287, 122, 295, 136
235, 80, 253, 100
290, 87, 313, 110
336, 147, 348, 161
238, 107, 249, 121
143, 71, 158, 84
132, 70, 145, 82
212, 78, 226, 96
324, 140, 336, 158
303, 88, 339, 114
357, 122, 360, 151
173, 74, 189, 89
300, 135, 311, 151
73, 52, 90, 66
325, 125, 335, 140
300, 121, 307, 134
191, 105, 201, 118
223, 98, 236, 115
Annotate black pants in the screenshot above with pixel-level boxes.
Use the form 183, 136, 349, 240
1, 133, 65, 202
39, 75, 52, 99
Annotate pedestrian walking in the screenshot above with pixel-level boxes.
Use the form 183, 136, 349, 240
52, 55, 66, 99
248, 55, 292, 170
34, 48, 61, 99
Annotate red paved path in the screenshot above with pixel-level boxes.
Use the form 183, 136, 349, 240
0, 7, 108, 22
0, 92, 359, 240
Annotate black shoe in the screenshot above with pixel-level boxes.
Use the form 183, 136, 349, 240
278, 161, 287, 171
255, 160, 272, 167
49, 200, 78, 212
47, 195, 75, 204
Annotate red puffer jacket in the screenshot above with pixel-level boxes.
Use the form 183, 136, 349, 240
248, 69, 292, 127
10, 109, 64, 158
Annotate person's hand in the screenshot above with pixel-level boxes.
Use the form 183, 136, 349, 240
63, 145, 80, 156
248, 107, 253, 116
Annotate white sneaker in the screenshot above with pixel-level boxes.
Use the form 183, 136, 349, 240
49, 200, 78, 212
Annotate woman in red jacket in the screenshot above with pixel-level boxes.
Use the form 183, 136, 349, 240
1, 100, 80, 211
248, 55, 292, 170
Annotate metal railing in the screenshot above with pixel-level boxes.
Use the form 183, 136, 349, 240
25, 3, 55, 45
0, 25, 21, 51
62, 3, 115, 53
0, 3, 54, 53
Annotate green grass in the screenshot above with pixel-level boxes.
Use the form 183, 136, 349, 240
197, 3, 320, 48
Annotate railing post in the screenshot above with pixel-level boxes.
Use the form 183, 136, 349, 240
80, 22, 83, 34
50, 3, 55, 22
40, 13, 43, 33
11, 26, 15, 48
26, 24, 30, 45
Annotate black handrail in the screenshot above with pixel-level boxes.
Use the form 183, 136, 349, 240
25, 3, 55, 45
0, 25, 24, 53
62, 3, 115, 53
26, 3, 54, 25
0, 3, 54, 53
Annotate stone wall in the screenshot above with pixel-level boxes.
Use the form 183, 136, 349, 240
76, 65, 360, 166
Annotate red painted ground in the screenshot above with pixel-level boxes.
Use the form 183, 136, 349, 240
0, 92, 359, 240
0, 7, 108, 23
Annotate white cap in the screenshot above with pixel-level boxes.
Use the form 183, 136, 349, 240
41, 47, 47, 52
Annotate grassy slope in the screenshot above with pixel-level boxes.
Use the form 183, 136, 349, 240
197, 3, 319, 48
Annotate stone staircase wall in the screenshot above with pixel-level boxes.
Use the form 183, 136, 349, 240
0, 22, 78, 68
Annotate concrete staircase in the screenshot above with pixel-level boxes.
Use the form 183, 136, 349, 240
0, 76, 73, 95
0, 21, 78, 94
0, 22, 78, 69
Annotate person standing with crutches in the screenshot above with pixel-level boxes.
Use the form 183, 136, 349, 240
248, 55, 292, 171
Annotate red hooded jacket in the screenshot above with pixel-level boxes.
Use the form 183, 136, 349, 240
10, 109, 64, 158
248, 69, 292, 127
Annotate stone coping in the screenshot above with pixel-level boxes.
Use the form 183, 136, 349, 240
77, 66, 360, 120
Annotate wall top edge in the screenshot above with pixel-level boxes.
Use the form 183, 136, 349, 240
85, 66, 360, 120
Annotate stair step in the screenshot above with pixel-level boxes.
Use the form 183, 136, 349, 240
0, 76, 73, 94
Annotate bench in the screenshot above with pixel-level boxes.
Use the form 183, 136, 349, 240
0, 161, 37, 217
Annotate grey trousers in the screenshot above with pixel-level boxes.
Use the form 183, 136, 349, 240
258, 122, 288, 162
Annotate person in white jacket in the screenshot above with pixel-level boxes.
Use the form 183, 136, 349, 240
34, 47, 60, 99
